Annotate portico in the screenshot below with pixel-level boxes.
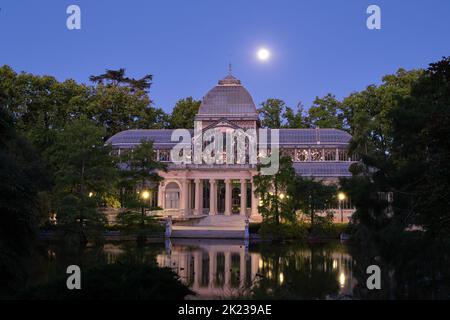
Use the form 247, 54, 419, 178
157, 170, 260, 220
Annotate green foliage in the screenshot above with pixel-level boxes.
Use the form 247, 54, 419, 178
258, 98, 286, 128
0, 65, 170, 144
287, 176, 337, 226
283, 103, 309, 128
258, 96, 345, 129
259, 222, 308, 240
116, 210, 164, 233
254, 155, 297, 224
118, 140, 166, 226
0, 106, 48, 297
307, 94, 344, 129
50, 117, 117, 235
169, 96, 201, 128
342, 68, 423, 158
89, 68, 153, 92
19, 263, 193, 300
120, 140, 166, 191
103, 194, 121, 209
389, 57, 450, 237
342, 57, 450, 246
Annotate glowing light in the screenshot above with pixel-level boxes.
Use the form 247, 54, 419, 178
279, 272, 284, 285
88, 192, 93, 198
332, 259, 338, 269
279, 193, 285, 200
338, 192, 346, 201
339, 272, 346, 288
259, 259, 263, 269
141, 190, 150, 200
257, 48, 270, 61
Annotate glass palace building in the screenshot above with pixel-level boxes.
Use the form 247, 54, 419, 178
107, 73, 356, 229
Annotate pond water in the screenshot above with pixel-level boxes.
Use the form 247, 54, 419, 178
30, 239, 364, 299
155, 239, 356, 299
29, 238, 450, 299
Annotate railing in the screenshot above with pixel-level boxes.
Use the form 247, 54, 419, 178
167, 163, 257, 170
148, 209, 185, 218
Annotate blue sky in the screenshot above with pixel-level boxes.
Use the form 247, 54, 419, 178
1, 0, 449, 112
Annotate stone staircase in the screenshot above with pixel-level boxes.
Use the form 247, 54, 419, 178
193, 215, 246, 227
171, 215, 247, 239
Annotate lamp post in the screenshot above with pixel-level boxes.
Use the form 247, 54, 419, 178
141, 190, 150, 225
338, 192, 346, 223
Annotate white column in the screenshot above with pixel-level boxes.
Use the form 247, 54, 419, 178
224, 252, 231, 287
225, 179, 232, 216
179, 253, 188, 281
209, 179, 216, 215
187, 179, 191, 211
194, 251, 202, 290
240, 179, 247, 216
251, 253, 260, 282
194, 179, 203, 215
157, 182, 164, 209
208, 251, 216, 288
239, 251, 246, 288
182, 179, 190, 215
251, 178, 259, 216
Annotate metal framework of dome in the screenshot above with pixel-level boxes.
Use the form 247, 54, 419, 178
195, 74, 259, 120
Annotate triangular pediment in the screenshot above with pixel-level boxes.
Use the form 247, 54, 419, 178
200, 118, 242, 132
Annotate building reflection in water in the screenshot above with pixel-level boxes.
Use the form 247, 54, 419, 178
156, 239, 259, 298
154, 239, 357, 299
100, 240, 356, 299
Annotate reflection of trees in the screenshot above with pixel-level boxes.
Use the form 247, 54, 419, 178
251, 243, 340, 299
350, 236, 450, 299
28, 242, 162, 291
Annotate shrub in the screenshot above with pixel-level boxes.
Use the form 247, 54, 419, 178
259, 222, 308, 240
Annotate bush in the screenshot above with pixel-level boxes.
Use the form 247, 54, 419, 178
310, 215, 349, 239
258, 218, 349, 240
259, 222, 308, 240
116, 210, 164, 233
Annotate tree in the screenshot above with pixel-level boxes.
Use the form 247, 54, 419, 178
0, 65, 169, 144
119, 140, 167, 226
258, 99, 287, 128
89, 68, 153, 93
389, 57, 450, 238
254, 154, 296, 225
341, 68, 423, 158
0, 105, 48, 297
284, 102, 310, 128
169, 97, 201, 129
287, 176, 337, 227
0, 65, 92, 154
307, 93, 344, 129
87, 83, 154, 137
50, 117, 117, 242
341, 58, 450, 245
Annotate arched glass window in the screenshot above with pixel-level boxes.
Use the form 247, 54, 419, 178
165, 182, 180, 209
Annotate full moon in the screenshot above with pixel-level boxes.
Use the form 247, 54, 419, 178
257, 48, 270, 61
